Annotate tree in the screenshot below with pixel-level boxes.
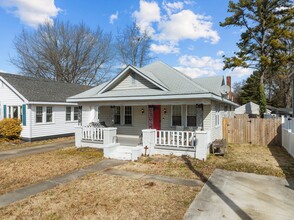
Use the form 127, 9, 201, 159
11, 21, 113, 85
220, 0, 294, 115
232, 80, 245, 105
239, 71, 260, 105
115, 23, 153, 67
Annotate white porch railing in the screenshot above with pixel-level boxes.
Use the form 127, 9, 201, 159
156, 130, 196, 148
82, 125, 104, 141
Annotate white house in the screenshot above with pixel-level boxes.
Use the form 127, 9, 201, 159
0, 72, 91, 141
68, 61, 238, 161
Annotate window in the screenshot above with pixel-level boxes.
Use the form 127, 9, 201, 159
46, 107, 53, 122
8, 106, 12, 118
74, 107, 79, 121
124, 106, 132, 125
114, 106, 121, 124
187, 105, 196, 127
66, 107, 71, 121
215, 104, 220, 127
36, 106, 43, 123
5, 106, 23, 122
172, 105, 182, 126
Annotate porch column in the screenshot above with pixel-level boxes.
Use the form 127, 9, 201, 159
142, 129, 156, 155
103, 127, 117, 146
75, 126, 83, 148
195, 131, 211, 161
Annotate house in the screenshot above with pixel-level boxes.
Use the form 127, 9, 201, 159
68, 61, 238, 160
0, 72, 91, 141
235, 101, 271, 118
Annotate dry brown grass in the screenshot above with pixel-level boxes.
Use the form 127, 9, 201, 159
116, 144, 294, 180
0, 136, 74, 152
0, 173, 199, 220
0, 147, 103, 195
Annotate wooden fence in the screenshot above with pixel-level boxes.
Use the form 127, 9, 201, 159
222, 118, 282, 146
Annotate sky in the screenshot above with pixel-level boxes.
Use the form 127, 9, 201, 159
0, 0, 253, 85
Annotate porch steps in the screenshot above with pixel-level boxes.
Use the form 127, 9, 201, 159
104, 145, 143, 161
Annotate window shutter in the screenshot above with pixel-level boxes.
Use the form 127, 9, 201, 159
3, 105, 6, 118
22, 104, 26, 126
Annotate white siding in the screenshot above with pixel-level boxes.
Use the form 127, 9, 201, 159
30, 105, 78, 138
110, 72, 157, 91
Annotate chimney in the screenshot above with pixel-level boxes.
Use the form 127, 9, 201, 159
226, 76, 232, 100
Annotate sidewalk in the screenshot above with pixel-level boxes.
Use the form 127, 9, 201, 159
0, 140, 74, 161
0, 159, 127, 208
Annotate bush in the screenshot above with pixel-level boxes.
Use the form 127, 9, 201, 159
0, 118, 22, 140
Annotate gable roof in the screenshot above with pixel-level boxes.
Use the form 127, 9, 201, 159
193, 76, 225, 96
0, 72, 92, 103
68, 61, 238, 106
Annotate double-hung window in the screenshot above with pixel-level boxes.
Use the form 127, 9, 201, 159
74, 107, 79, 121
66, 107, 72, 121
215, 104, 220, 127
124, 106, 132, 125
114, 106, 121, 125
172, 105, 182, 126
187, 105, 197, 127
36, 106, 43, 123
46, 107, 53, 123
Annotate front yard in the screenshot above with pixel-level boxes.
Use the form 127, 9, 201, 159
0, 143, 293, 219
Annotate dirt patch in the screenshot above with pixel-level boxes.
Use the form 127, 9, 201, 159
0, 173, 199, 219
116, 144, 294, 180
0, 147, 103, 195
0, 136, 74, 152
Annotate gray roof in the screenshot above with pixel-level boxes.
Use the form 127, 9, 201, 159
193, 76, 225, 96
69, 61, 215, 100
0, 72, 92, 102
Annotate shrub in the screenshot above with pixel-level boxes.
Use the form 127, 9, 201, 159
0, 118, 22, 140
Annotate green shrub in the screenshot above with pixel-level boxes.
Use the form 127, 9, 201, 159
0, 118, 22, 140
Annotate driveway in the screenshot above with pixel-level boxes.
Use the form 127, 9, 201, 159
184, 169, 294, 220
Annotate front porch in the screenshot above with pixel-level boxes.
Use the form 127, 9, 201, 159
75, 125, 211, 161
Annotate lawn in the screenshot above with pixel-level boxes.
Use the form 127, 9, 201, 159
0, 147, 103, 195
0, 136, 74, 152
0, 143, 293, 219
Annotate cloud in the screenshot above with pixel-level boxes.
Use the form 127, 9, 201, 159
109, 11, 119, 24
132, 0, 161, 35
162, 1, 184, 15
150, 43, 179, 54
0, 0, 61, 27
229, 67, 252, 78
176, 54, 252, 79
216, 50, 225, 56
157, 10, 219, 44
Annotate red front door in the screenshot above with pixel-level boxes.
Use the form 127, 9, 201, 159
148, 105, 161, 130
153, 105, 161, 130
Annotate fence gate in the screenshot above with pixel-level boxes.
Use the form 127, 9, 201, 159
222, 118, 282, 146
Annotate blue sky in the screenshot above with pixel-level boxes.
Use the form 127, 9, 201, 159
0, 0, 252, 85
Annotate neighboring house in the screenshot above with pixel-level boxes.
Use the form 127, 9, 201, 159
266, 105, 292, 117
68, 61, 238, 143
235, 101, 271, 118
0, 72, 91, 141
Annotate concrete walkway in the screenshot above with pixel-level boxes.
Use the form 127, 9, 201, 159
0, 159, 127, 208
184, 169, 294, 220
104, 169, 204, 187
0, 140, 74, 161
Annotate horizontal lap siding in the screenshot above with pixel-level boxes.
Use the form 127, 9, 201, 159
31, 105, 78, 138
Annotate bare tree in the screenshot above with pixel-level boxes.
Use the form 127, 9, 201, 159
115, 23, 153, 67
11, 21, 113, 85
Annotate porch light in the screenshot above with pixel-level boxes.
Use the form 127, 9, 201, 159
141, 108, 144, 114
163, 108, 167, 114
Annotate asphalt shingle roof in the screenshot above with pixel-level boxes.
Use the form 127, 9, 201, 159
69, 61, 217, 100
193, 76, 225, 96
0, 72, 92, 102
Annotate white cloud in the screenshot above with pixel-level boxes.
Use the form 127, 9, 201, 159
0, 0, 61, 27
132, 0, 161, 35
229, 67, 252, 78
109, 11, 119, 24
150, 43, 179, 54
216, 50, 225, 56
157, 10, 219, 44
176, 54, 252, 79
162, 1, 183, 15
